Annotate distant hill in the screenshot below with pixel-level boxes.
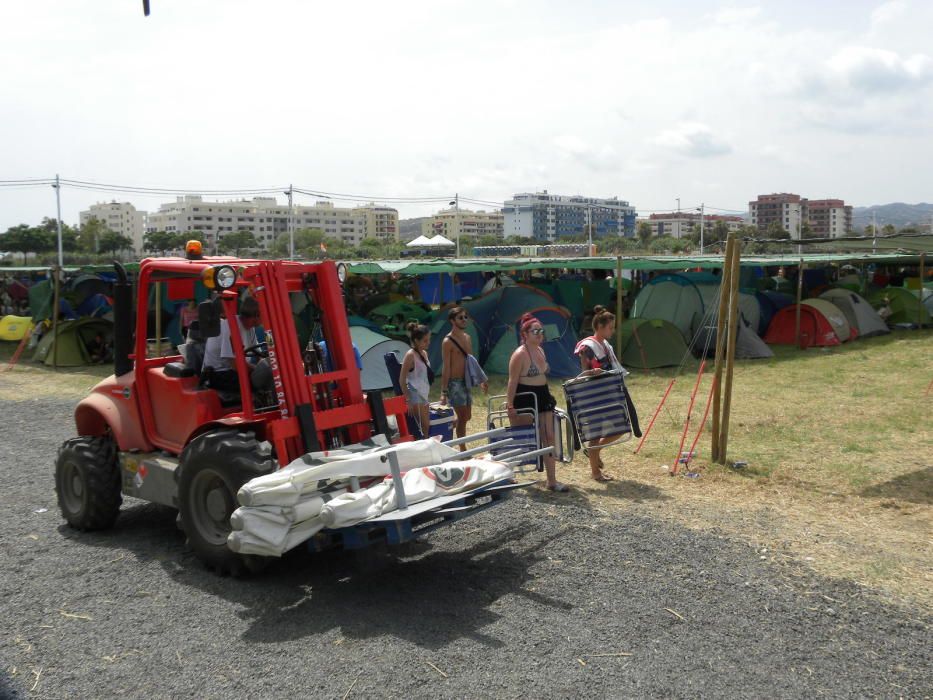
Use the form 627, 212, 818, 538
851, 202, 933, 232
399, 217, 430, 241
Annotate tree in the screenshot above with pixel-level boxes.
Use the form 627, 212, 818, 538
78, 217, 112, 253
882, 224, 896, 236
98, 230, 134, 258
218, 229, 258, 257
637, 221, 653, 247
38, 217, 79, 252
863, 224, 876, 236
144, 230, 183, 255
2, 224, 53, 263
766, 221, 790, 240
270, 227, 323, 258
709, 220, 730, 245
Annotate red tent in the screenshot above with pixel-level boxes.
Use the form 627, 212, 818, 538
763, 304, 841, 348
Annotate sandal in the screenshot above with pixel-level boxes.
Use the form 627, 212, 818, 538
592, 472, 614, 482
546, 482, 570, 492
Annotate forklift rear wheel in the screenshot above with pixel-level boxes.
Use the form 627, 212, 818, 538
55, 436, 122, 531
177, 429, 274, 576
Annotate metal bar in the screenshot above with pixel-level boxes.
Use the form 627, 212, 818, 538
490, 448, 524, 461
503, 446, 554, 463
441, 426, 507, 447
452, 438, 515, 460
386, 449, 408, 511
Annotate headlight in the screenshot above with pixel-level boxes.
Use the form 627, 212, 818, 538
202, 264, 237, 289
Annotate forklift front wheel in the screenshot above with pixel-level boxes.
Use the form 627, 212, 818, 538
55, 436, 122, 531
177, 430, 274, 576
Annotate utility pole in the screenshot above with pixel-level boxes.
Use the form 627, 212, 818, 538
872, 211, 877, 253
698, 203, 705, 254
286, 184, 294, 260
587, 203, 593, 256
52, 174, 63, 267
449, 194, 460, 257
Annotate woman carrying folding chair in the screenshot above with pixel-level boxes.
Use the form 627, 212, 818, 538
573, 306, 628, 482
506, 313, 567, 492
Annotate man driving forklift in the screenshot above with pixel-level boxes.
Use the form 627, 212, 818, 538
202, 295, 262, 392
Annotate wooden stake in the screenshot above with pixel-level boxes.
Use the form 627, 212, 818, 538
918, 253, 926, 327
614, 255, 623, 357
794, 258, 805, 348
718, 237, 741, 464
711, 237, 734, 462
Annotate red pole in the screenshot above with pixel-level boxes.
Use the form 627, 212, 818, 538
671, 359, 706, 475
684, 375, 718, 469
633, 378, 676, 455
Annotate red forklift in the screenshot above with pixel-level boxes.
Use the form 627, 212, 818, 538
55, 246, 526, 575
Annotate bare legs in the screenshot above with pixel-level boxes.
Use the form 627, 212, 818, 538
453, 404, 471, 451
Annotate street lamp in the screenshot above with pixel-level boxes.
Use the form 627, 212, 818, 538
449, 195, 459, 257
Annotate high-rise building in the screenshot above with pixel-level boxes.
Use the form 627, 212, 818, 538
502, 191, 636, 241
79, 201, 146, 253
145, 196, 398, 251
421, 208, 504, 242
749, 193, 852, 238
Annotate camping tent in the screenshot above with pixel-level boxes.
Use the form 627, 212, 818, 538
32, 318, 113, 366
819, 289, 889, 338
868, 287, 932, 326
368, 301, 431, 330
764, 303, 846, 347
754, 291, 794, 336
427, 285, 580, 378
692, 315, 774, 360
615, 318, 688, 369
631, 272, 759, 343
348, 326, 411, 392
801, 299, 854, 341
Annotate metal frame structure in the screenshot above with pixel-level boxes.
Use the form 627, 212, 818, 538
562, 369, 633, 452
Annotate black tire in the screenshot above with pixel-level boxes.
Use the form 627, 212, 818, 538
177, 429, 274, 576
55, 436, 122, 531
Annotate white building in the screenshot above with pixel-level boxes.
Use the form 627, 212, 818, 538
748, 193, 852, 238
145, 196, 399, 251
502, 191, 636, 241
645, 212, 744, 239
421, 208, 504, 242
79, 201, 146, 253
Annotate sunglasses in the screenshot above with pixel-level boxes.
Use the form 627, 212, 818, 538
456, 314, 469, 321
528, 328, 545, 335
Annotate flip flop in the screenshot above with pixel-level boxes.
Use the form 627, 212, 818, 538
592, 472, 614, 482
546, 482, 570, 492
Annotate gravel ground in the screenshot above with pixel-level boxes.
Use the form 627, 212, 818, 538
0, 396, 930, 699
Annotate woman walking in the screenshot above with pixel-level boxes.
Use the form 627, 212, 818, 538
399, 322, 432, 438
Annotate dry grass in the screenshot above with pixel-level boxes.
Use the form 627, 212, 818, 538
2, 331, 931, 608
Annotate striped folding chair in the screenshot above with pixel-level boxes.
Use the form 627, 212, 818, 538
562, 369, 633, 452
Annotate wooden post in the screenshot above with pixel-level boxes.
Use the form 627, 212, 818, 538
711, 237, 734, 462
51, 266, 61, 370
919, 253, 926, 327
614, 256, 623, 356
794, 258, 805, 349
718, 237, 741, 464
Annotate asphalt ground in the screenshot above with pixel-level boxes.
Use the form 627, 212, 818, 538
0, 395, 929, 699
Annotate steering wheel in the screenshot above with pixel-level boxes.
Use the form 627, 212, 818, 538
243, 342, 269, 360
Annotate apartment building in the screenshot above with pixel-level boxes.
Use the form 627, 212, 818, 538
748, 193, 852, 238
421, 208, 504, 241
145, 196, 399, 251
644, 212, 744, 239
502, 191, 636, 241
79, 201, 147, 253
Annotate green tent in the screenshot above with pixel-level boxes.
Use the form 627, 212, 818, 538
868, 287, 931, 326
615, 318, 688, 369
368, 301, 430, 330
32, 318, 113, 367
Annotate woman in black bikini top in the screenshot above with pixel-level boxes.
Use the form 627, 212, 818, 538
506, 313, 566, 492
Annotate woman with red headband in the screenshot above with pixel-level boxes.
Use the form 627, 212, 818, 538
506, 313, 567, 492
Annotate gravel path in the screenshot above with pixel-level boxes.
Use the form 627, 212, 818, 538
0, 396, 929, 699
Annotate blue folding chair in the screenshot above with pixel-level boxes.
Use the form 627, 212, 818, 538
562, 369, 633, 452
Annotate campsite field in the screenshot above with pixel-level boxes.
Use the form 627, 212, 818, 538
1, 330, 930, 611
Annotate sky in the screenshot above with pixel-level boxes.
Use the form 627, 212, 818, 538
1, 0, 931, 230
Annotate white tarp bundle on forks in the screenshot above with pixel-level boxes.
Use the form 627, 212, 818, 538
227, 437, 511, 557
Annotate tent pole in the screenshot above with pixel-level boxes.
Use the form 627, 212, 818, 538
718, 236, 741, 464
614, 255, 623, 356
51, 266, 61, 370
711, 236, 734, 462
918, 253, 926, 327
794, 258, 804, 349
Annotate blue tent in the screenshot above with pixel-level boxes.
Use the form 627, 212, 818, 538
755, 291, 794, 336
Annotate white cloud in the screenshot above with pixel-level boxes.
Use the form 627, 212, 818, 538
827, 46, 933, 94
713, 6, 762, 25
870, 0, 907, 27
653, 124, 733, 159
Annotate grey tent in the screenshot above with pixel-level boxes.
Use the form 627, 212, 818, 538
691, 315, 773, 360
349, 326, 411, 391
819, 289, 889, 338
